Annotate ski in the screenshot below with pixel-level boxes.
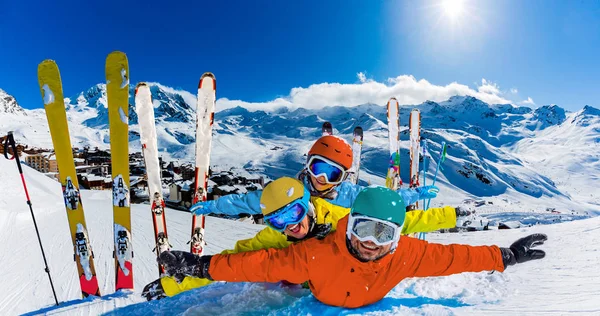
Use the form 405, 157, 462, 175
106, 51, 134, 291
385, 98, 401, 190
409, 109, 421, 189
349, 126, 363, 184
135, 82, 171, 274
190, 72, 216, 255
38, 60, 100, 298
322, 121, 333, 136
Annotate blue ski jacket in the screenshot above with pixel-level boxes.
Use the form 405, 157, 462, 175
189, 171, 437, 216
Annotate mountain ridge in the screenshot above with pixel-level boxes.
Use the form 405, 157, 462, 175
1, 84, 599, 213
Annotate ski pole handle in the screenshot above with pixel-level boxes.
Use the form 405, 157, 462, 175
3, 132, 14, 160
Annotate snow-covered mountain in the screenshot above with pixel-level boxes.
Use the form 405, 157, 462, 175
1, 85, 599, 214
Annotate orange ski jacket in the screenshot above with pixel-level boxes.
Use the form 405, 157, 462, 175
209, 215, 505, 308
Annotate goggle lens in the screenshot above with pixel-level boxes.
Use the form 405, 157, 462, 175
309, 158, 344, 183
351, 217, 397, 245
265, 202, 308, 231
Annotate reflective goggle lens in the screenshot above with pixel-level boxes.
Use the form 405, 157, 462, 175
265, 202, 308, 231
309, 158, 344, 183
351, 217, 397, 245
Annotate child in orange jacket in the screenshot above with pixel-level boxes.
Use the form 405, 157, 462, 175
160, 187, 547, 308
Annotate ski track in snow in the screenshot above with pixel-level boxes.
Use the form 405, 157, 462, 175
1, 157, 600, 315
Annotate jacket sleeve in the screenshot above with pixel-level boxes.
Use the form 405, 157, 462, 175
190, 190, 263, 216
396, 188, 420, 206
327, 182, 363, 208
209, 240, 311, 284
401, 206, 457, 234
410, 241, 505, 277
220, 227, 291, 254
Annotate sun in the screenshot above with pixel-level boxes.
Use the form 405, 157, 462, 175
441, 0, 466, 20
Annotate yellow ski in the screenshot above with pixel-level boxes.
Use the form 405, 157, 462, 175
106, 51, 134, 291
38, 60, 100, 298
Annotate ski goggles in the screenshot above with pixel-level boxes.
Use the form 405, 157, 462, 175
264, 195, 310, 232
306, 155, 348, 185
347, 214, 401, 246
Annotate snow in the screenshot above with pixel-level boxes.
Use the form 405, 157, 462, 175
41, 84, 54, 105
119, 68, 129, 89
118, 106, 128, 124
0, 157, 262, 315
1, 157, 599, 315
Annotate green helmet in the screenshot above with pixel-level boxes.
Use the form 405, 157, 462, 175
350, 186, 406, 226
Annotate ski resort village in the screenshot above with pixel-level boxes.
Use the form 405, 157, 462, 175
1, 1, 600, 315
0, 141, 266, 212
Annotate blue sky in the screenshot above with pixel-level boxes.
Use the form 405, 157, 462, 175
1, 0, 599, 111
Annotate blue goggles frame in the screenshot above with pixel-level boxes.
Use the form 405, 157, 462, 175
264, 192, 311, 232
306, 156, 347, 184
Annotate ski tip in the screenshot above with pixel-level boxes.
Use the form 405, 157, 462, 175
106, 51, 127, 60
198, 72, 216, 90
38, 59, 57, 68
135, 82, 148, 95
37, 59, 60, 77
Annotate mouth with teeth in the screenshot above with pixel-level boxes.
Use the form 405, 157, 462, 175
287, 223, 301, 234
315, 177, 327, 185
358, 241, 380, 255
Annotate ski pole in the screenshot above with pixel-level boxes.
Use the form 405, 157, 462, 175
421, 139, 428, 210
425, 141, 446, 210
419, 140, 428, 240
4, 132, 59, 306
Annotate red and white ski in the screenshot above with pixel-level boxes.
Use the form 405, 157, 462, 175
135, 82, 171, 274
409, 108, 422, 199
190, 73, 216, 255
385, 98, 401, 190
349, 126, 363, 184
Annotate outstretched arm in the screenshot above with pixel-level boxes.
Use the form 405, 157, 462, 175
410, 234, 547, 277
189, 190, 262, 216
397, 186, 439, 206
159, 243, 311, 285
210, 242, 311, 284
401, 206, 456, 234
220, 227, 291, 254
412, 242, 505, 277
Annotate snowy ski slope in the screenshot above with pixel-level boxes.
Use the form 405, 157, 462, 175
1, 155, 599, 315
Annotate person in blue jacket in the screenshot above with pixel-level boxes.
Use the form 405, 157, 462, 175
190, 135, 439, 217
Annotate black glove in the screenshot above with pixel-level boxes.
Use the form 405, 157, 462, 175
158, 251, 213, 280
313, 223, 332, 240
500, 233, 547, 269
455, 206, 472, 218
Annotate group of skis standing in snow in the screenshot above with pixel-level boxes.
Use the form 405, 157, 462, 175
142, 134, 548, 308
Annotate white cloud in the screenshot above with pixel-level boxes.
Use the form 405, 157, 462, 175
214, 74, 514, 112
357, 72, 367, 83
520, 97, 535, 105
510, 88, 518, 94
477, 78, 501, 95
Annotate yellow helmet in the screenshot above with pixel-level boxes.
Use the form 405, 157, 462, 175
260, 177, 308, 216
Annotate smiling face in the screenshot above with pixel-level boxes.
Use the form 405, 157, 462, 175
283, 215, 310, 239
349, 234, 393, 261
309, 174, 336, 192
